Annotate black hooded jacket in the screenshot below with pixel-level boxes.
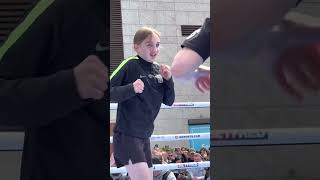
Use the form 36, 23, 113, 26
110, 55, 175, 138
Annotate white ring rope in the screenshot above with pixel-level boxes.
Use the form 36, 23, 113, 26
110, 161, 210, 174
212, 128, 320, 146
110, 102, 210, 110
110, 133, 209, 143
4, 128, 320, 150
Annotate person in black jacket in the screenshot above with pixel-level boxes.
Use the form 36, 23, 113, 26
110, 27, 175, 180
0, 0, 108, 180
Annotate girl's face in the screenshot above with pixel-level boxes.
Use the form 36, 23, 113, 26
134, 34, 160, 62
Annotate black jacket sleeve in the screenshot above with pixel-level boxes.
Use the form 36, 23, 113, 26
162, 77, 175, 106
181, 17, 211, 61
0, 1, 84, 128
110, 62, 136, 103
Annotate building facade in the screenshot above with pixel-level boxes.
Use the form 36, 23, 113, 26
110, 0, 211, 149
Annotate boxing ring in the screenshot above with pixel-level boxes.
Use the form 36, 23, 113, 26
110, 132, 211, 174
109, 102, 211, 175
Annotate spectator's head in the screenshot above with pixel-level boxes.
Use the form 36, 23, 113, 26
188, 151, 195, 161
193, 153, 203, 162
153, 146, 160, 151
199, 148, 209, 160
175, 147, 182, 155
162, 151, 168, 159
168, 152, 175, 162
199, 147, 207, 154
152, 146, 161, 157
174, 155, 183, 163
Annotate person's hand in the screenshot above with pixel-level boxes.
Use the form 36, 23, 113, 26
274, 43, 320, 100
133, 79, 144, 93
73, 55, 108, 100
194, 67, 210, 93
160, 64, 172, 80
195, 74, 210, 93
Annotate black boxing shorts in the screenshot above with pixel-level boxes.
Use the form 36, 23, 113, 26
113, 132, 152, 168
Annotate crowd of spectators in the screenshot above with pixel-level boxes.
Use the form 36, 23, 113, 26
111, 145, 210, 180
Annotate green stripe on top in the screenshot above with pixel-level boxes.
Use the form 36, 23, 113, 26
0, 0, 55, 61
110, 56, 139, 80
